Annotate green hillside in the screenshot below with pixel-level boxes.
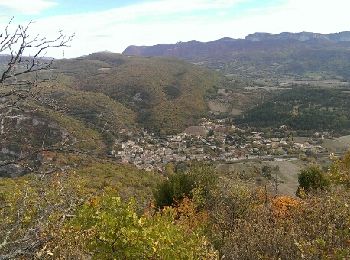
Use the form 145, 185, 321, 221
52, 53, 221, 134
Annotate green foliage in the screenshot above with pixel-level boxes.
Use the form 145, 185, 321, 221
261, 165, 273, 178
329, 151, 350, 187
153, 164, 217, 208
0, 172, 86, 258
298, 166, 330, 193
0, 160, 160, 258
205, 180, 260, 250
153, 172, 195, 208
74, 161, 161, 202
2, 152, 350, 259
67, 193, 217, 259
218, 187, 350, 259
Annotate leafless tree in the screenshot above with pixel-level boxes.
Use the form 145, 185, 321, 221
0, 19, 74, 85
0, 18, 74, 173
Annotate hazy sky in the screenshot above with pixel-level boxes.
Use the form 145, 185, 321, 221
0, 0, 349, 58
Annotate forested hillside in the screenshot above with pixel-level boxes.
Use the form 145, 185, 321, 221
238, 87, 350, 134
51, 53, 221, 134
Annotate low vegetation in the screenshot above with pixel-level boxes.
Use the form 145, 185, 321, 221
1, 152, 350, 259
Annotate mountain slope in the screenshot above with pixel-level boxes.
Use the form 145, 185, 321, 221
51, 53, 221, 134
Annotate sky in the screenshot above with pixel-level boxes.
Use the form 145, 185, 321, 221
0, 0, 349, 58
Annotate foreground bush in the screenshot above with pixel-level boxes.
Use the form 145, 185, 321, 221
2, 155, 350, 259
47, 192, 218, 259
330, 151, 350, 187
153, 172, 195, 208
0, 161, 159, 259
221, 188, 350, 259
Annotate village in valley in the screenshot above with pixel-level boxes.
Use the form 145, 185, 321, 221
113, 118, 330, 172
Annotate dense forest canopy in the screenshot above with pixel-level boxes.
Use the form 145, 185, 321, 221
238, 87, 350, 134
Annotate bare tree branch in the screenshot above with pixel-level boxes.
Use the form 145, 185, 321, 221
0, 20, 74, 84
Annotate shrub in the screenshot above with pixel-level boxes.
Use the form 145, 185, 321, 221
297, 165, 330, 193
220, 188, 350, 259
54, 193, 218, 259
330, 151, 350, 187
153, 164, 217, 208
153, 172, 195, 208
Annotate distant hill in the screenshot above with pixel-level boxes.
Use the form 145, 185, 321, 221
123, 31, 350, 81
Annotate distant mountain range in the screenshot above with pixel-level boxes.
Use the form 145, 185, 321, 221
245, 31, 350, 42
123, 31, 350, 81
123, 31, 350, 57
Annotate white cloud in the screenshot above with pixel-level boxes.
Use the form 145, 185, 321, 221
0, 0, 57, 15
0, 0, 349, 58
227, 0, 350, 35
105, 0, 245, 18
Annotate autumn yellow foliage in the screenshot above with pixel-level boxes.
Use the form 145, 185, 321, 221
271, 196, 300, 218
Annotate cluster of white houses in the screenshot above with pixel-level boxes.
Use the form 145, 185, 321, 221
114, 119, 327, 172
